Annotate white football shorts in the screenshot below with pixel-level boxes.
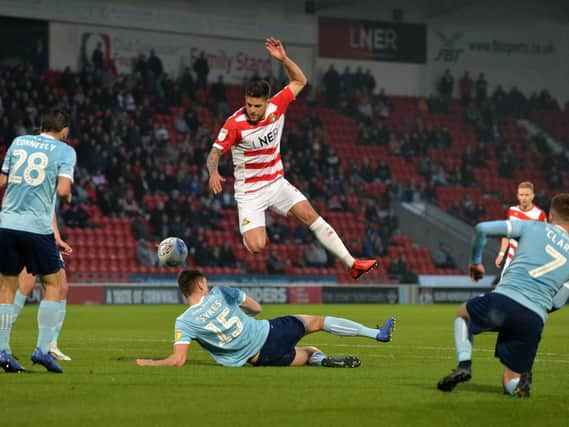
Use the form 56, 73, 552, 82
234, 177, 307, 234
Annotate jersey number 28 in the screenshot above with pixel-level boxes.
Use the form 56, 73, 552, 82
8, 149, 49, 186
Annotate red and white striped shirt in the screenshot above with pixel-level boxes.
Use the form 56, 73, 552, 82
506, 204, 547, 259
213, 86, 295, 195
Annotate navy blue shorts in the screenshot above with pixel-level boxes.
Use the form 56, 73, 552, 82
253, 316, 306, 367
466, 292, 544, 373
0, 228, 63, 276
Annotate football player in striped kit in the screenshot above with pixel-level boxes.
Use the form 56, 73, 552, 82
207, 37, 377, 280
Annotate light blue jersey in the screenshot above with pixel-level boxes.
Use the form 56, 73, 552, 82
0, 134, 76, 234
174, 286, 270, 367
472, 220, 569, 320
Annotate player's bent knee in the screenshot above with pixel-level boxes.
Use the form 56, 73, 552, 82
456, 303, 470, 321
244, 239, 266, 254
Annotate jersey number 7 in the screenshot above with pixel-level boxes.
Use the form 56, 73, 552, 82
528, 245, 567, 278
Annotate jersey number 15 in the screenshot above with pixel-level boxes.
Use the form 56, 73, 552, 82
204, 308, 244, 346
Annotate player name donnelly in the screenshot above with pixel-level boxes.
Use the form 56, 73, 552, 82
546, 228, 569, 252
14, 139, 57, 151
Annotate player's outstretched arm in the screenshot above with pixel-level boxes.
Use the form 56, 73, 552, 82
207, 147, 225, 195
136, 343, 189, 367
240, 295, 262, 317
265, 37, 307, 97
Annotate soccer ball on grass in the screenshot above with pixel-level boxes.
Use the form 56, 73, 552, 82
157, 237, 188, 267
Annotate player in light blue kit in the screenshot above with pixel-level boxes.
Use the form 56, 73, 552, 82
437, 193, 569, 397
0, 110, 76, 373
136, 270, 396, 368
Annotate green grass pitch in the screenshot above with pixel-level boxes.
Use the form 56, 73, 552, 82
4, 304, 569, 427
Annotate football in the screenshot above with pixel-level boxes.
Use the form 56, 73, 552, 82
157, 237, 188, 267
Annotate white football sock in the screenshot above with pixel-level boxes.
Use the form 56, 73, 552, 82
309, 217, 354, 268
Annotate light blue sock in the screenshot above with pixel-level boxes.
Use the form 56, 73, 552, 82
454, 317, 472, 362
323, 316, 378, 339
12, 290, 27, 322
309, 351, 326, 366
504, 377, 521, 395
37, 300, 59, 353
51, 300, 67, 344
0, 304, 16, 352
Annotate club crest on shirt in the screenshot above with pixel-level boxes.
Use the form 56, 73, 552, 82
269, 113, 276, 123
242, 218, 251, 226
218, 128, 228, 141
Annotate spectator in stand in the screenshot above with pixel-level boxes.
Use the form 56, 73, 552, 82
304, 242, 329, 268
180, 67, 195, 100
210, 75, 228, 118
498, 146, 517, 178
475, 200, 486, 221
417, 156, 433, 181
322, 65, 340, 107
215, 241, 237, 268
136, 239, 159, 267
147, 49, 164, 80
193, 51, 209, 90
62, 203, 92, 228
31, 39, 48, 75
461, 164, 475, 187
447, 201, 460, 217
417, 97, 429, 114
438, 69, 454, 110
91, 42, 105, 72
360, 157, 374, 182
400, 266, 419, 284
364, 69, 376, 94
432, 242, 458, 269
387, 255, 407, 281
462, 194, 478, 225
267, 250, 288, 274
173, 110, 190, 135
131, 216, 150, 241
475, 73, 488, 103
465, 101, 481, 125
192, 235, 217, 267
340, 66, 354, 101
363, 227, 384, 259
375, 159, 391, 184
460, 72, 473, 105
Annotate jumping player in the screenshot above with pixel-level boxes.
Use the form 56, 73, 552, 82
206, 37, 377, 280
437, 193, 569, 397
136, 270, 395, 368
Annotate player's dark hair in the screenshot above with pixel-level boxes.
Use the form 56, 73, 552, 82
550, 193, 569, 223
178, 270, 205, 297
245, 79, 271, 99
41, 109, 69, 133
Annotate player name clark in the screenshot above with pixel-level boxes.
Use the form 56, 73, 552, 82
546, 227, 569, 251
